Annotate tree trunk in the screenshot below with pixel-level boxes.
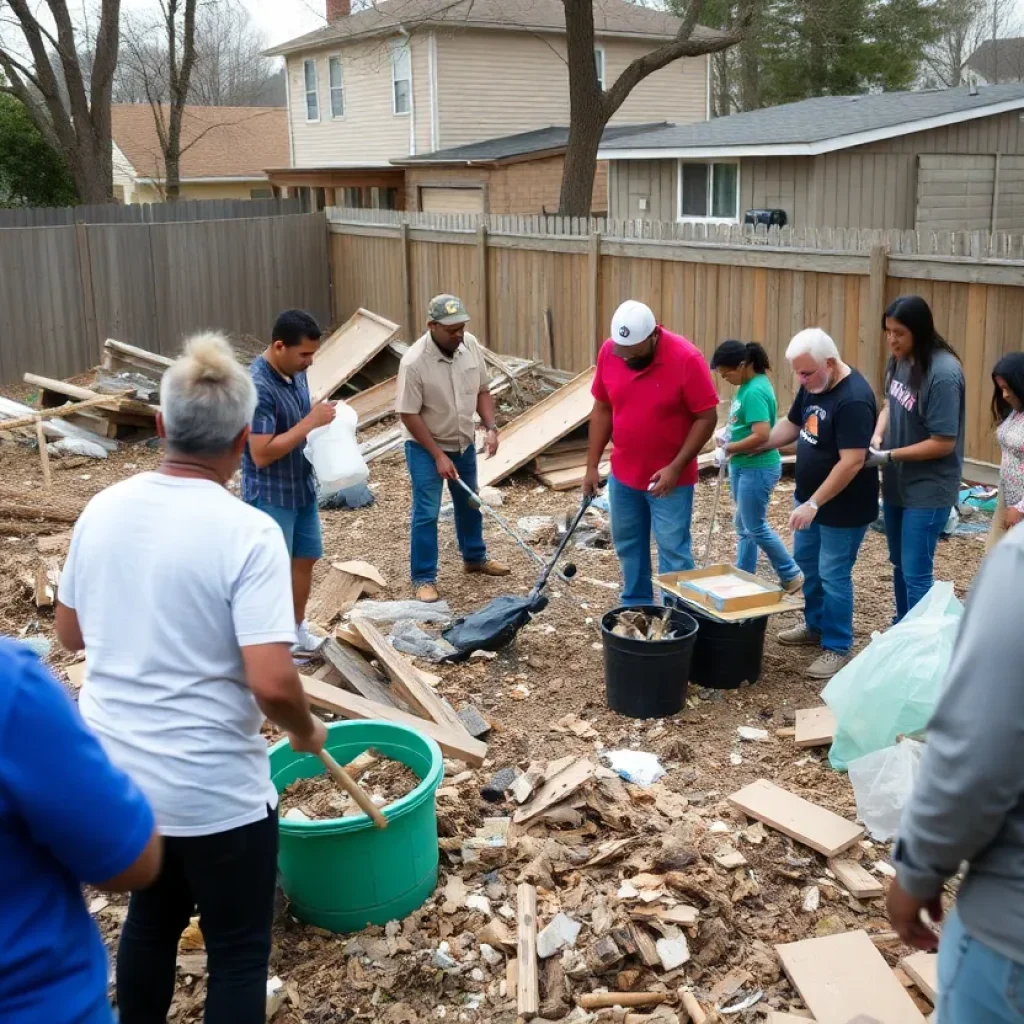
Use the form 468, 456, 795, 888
715, 52, 731, 115
560, 112, 606, 217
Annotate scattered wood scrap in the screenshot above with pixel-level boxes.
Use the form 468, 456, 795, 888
307, 308, 400, 403
0, 396, 116, 450
794, 706, 836, 749
307, 561, 386, 626
728, 779, 864, 858
348, 377, 398, 429
828, 858, 884, 899
301, 675, 486, 766
319, 638, 404, 710
535, 459, 611, 492
776, 930, 927, 1024
901, 951, 938, 1004
477, 368, 596, 488
103, 338, 173, 377
33, 557, 61, 608
516, 883, 540, 1018
513, 758, 596, 825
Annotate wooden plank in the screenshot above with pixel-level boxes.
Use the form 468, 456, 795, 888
777, 931, 927, 1024
347, 377, 398, 429
103, 338, 173, 376
513, 758, 595, 825
306, 308, 401, 403
320, 638, 403, 711
516, 883, 540, 1018
66, 660, 86, 689
828, 859, 884, 899
478, 368, 596, 488
35, 419, 52, 490
728, 779, 864, 857
534, 444, 611, 473
794, 706, 836, 748
901, 952, 938, 1004
300, 674, 486, 766
535, 459, 610, 491
351, 618, 471, 739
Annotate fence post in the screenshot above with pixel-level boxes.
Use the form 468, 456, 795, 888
74, 222, 101, 366
867, 244, 888, 391
477, 225, 489, 345
400, 222, 414, 341
588, 231, 602, 361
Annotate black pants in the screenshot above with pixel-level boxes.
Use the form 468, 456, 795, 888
116, 807, 278, 1024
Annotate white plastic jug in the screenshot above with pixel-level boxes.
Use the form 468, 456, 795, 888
303, 401, 368, 492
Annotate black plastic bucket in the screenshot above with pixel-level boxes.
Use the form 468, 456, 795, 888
687, 608, 768, 689
601, 605, 699, 719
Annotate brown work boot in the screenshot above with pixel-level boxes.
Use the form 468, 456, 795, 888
415, 584, 440, 603
464, 560, 511, 577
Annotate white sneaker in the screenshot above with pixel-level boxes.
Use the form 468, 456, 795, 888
292, 620, 326, 654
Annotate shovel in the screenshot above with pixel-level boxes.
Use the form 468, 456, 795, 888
317, 749, 388, 829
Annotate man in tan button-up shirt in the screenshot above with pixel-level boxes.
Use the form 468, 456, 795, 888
396, 295, 510, 602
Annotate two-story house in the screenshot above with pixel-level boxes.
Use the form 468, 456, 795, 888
265, 0, 714, 214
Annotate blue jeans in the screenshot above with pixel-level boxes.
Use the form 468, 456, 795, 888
405, 441, 487, 585
939, 908, 1024, 1023
248, 499, 323, 559
730, 464, 801, 583
792, 518, 868, 654
882, 502, 948, 623
608, 475, 695, 607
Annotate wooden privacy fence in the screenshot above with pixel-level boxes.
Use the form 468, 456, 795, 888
328, 208, 1024, 469
0, 212, 330, 383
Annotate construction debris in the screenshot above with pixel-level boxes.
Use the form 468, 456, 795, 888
609, 608, 676, 642
307, 561, 387, 627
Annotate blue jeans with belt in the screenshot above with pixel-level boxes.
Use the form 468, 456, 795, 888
405, 441, 487, 585
882, 502, 948, 623
730, 463, 801, 583
939, 907, 1024, 1023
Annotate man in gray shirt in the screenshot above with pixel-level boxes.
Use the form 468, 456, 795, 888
889, 526, 1024, 1021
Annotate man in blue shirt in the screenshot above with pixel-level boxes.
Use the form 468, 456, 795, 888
0, 639, 161, 1023
242, 309, 336, 652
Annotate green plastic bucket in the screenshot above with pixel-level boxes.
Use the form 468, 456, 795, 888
269, 720, 443, 933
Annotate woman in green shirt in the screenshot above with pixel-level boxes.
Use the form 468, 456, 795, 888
711, 340, 803, 593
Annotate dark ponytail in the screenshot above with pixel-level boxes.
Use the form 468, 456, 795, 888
710, 339, 771, 374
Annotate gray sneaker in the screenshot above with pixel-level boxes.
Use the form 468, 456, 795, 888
805, 650, 850, 680
777, 622, 821, 646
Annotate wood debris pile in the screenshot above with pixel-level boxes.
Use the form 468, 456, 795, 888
609, 608, 677, 643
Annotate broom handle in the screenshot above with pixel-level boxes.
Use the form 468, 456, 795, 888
318, 750, 388, 829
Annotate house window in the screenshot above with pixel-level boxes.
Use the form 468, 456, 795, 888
329, 56, 345, 118
250, 188, 274, 199
303, 59, 319, 121
678, 161, 739, 221
342, 186, 363, 208
391, 39, 412, 115
594, 47, 605, 89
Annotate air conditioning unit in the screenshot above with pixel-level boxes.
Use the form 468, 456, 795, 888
744, 208, 788, 227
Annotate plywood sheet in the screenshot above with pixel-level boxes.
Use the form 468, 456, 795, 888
347, 376, 398, 429
307, 308, 400, 403
777, 930, 927, 1024
902, 952, 938, 1004
795, 706, 836, 748
728, 779, 864, 857
301, 674, 486, 766
478, 368, 596, 488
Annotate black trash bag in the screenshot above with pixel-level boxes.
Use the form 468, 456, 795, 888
442, 593, 550, 662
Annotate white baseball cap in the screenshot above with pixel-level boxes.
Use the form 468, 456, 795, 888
611, 300, 656, 347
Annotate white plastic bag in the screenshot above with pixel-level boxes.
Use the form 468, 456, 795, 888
823, 582, 963, 770
303, 401, 368, 492
848, 740, 925, 840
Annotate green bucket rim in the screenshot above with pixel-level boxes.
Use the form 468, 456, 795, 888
271, 719, 444, 837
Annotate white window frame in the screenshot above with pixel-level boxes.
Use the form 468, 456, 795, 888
303, 58, 320, 123
676, 160, 741, 223
328, 55, 345, 118
594, 46, 606, 90
390, 38, 412, 116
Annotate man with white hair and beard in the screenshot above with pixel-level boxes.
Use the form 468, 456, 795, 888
759, 328, 879, 679
56, 332, 327, 1024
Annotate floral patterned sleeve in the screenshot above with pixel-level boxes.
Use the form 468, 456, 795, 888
997, 411, 1024, 512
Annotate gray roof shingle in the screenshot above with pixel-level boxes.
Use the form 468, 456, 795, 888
395, 122, 670, 164
599, 83, 1024, 154
266, 0, 718, 56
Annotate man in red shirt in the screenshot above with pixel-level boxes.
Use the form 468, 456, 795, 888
584, 300, 719, 606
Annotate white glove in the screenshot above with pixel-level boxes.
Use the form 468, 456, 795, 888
865, 447, 892, 469
714, 446, 727, 468
715, 427, 730, 447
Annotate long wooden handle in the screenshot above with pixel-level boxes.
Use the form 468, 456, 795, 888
318, 750, 388, 829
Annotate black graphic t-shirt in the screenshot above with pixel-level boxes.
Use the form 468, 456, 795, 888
787, 369, 879, 528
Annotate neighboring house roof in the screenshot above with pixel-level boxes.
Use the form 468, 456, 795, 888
393, 122, 671, 166
265, 0, 719, 57
597, 83, 1024, 159
111, 105, 289, 182
967, 38, 1024, 84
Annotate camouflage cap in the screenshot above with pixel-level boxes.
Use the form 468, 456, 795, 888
428, 294, 470, 325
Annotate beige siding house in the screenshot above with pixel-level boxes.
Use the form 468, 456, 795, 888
598, 84, 1024, 232
265, 0, 713, 212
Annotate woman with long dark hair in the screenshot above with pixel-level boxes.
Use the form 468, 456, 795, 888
710, 340, 803, 592
987, 352, 1024, 551
868, 295, 965, 622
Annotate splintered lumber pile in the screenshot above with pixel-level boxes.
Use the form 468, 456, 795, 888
307, 308, 401, 403
306, 561, 387, 627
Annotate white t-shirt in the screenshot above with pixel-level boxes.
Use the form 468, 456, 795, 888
59, 472, 296, 838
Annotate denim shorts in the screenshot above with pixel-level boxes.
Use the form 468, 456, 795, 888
248, 499, 323, 559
